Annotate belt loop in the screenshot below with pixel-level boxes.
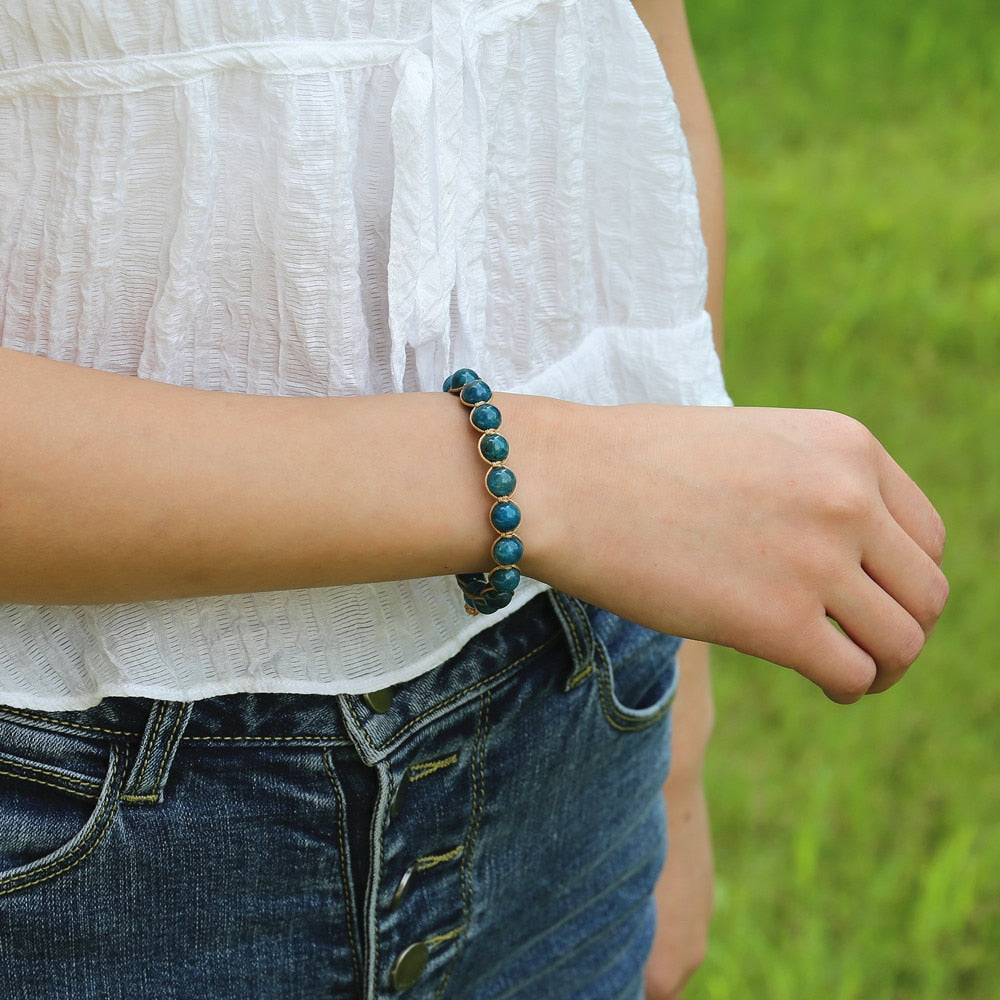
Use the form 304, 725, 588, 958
122, 701, 193, 804
548, 591, 598, 691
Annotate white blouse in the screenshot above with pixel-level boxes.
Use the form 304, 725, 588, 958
0, 0, 729, 709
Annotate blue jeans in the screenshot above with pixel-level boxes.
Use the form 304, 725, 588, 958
0, 593, 679, 999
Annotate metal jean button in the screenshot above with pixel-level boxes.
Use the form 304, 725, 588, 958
390, 862, 418, 912
362, 687, 394, 713
390, 770, 409, 818
391, 941, 429, 991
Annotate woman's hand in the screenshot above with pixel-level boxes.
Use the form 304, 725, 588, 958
514, 399, 948, 703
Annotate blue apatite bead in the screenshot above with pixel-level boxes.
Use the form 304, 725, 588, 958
490, 591, 514, 610
471, 403, 502, 431
490, 567, 521, 594
460, 379, 492, 406
479, 433, 509, 463
456, 573, 489, 598
490, 500, 521, 533
479, 590, 513, 613
443, 368, 479, 392
486, 466, 516, 498
492, 535, 524, 566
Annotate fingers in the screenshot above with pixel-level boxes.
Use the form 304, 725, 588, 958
818, 436, 948, 698
877, 447, 947, 567
862, 515, 950, 638
826, 568, 928, 695
764, 525, 946, 703
775, 573, 936, 703
778, 614, 877, 705
796, 518, 947, 701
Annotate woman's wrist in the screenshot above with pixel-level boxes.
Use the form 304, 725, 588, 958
485, 391, 581, 593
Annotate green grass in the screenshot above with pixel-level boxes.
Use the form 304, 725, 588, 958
682, 3, 999, 997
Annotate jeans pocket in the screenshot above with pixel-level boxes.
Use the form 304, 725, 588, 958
0, 716, 125, 894
589, 605, 681, 733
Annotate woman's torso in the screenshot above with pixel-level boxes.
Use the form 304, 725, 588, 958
0, 0, 728, 709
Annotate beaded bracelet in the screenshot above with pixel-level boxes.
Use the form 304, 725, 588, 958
443, 368, 524, 616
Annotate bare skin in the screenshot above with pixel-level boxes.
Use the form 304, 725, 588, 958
0, 349, 947, 698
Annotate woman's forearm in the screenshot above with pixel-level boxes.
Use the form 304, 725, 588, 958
0, 347, 500, 603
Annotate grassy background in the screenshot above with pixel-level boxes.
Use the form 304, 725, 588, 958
683, 3, 999, 998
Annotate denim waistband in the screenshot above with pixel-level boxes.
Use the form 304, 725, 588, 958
0, 592, 594, 755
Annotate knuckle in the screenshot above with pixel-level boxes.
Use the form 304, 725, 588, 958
840, 411, 875, 447
927, 512, 947, 565
820, 409, 877, 459
922, 571, 950, 630
823, 483, 875, 525
810, 469, 876, 527
887, 619, 926, 675
829, 669, 874, 705
909, 566, 950, 632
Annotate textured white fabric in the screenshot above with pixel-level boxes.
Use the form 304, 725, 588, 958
0, 0, 729, 709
